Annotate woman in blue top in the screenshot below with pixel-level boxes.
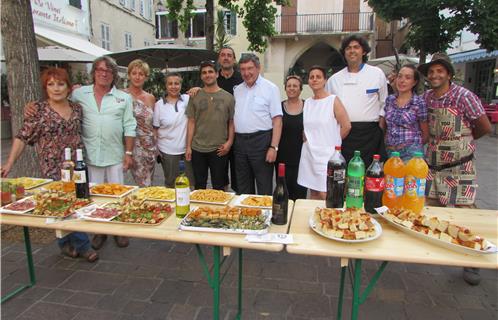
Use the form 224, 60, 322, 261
384, 65, 429, 161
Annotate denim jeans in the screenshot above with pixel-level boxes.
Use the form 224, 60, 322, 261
57, 232, 91, 254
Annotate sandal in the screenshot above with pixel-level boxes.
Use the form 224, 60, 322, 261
80, 249, 99, 263
61, 243, 78, 259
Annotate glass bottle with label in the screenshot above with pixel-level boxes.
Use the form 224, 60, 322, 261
271, 163, 289, 225
61, 147, 75, 193
326, 146, 346, 208
346, 150, 365, 209
175, 160, 190, 218
74, 149, 89, 199
364, 154, 384, 213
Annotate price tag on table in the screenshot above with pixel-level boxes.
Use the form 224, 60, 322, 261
245, 233, 294, 244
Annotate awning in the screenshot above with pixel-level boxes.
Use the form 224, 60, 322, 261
1, 46, 96, 62
35, 25, 110, 57
449, 49, 498, 64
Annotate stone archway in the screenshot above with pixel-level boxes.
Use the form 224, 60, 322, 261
288, 42, 345, 83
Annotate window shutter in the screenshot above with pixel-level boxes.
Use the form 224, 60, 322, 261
230, 11, 236, 35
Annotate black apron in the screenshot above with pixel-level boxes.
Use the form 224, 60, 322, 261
342, 122, 387, 167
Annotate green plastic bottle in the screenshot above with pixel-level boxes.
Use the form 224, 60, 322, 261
175, 161, 190, 218
346, 150, 366, 209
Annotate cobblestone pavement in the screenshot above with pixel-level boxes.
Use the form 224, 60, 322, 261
1, 136, 497, 320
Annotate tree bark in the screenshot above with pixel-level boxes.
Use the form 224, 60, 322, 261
1, 0, 42, 177
205, 0, 214, 51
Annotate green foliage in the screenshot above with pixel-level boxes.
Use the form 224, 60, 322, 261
143, 68, 201, 99
219, 0, 289, 53
166, 0, 195, 33
367, 0, 498, 57
214, 9, 231, 52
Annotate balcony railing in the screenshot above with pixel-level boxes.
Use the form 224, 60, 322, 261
275, 12, 375, 35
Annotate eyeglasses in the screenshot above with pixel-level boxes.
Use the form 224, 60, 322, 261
95, 68, 112, 74
200, 60, 216, 68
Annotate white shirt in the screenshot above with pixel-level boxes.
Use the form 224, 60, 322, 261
233, 75, 282, 133
326, 64, 387, 122
153, 94, 190, 155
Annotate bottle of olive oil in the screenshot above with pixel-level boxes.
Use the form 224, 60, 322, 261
175, 160, 190, 218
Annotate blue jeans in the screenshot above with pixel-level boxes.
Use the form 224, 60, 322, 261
57, 232, 91, 254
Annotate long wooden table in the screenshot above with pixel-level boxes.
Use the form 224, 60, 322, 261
0, 195, 294, 320
287, 200, 498, 320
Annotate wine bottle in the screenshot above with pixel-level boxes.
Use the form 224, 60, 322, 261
271, 163, 289, 225
61, 147, 75, 193
175, 160, 190, 218
74, 149, 90, 199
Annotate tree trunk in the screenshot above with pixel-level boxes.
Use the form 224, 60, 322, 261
205, 0, 214, 51
1, 0, 42, 177
419, 49, 427, 65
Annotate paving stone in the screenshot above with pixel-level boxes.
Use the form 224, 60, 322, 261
252, 290, 294, 314
358, 300, 407, 320
226, 309, 285, 320
2, 250, 27, 262
65, 292, 103, 308
405, 264, 444, 275
17, 286, 52, 300
68, 259, 97, 271
288, 292, 333, 319
166, 303, 199, 320
114, 277, 162, 300
72, 309, 120, 320
91, 261, 119, 273
323, 281, 352, 298
169, 243, 194, 255
376, 270, 406, 289
121, 299, 150, 315
54, 258, 77, 269
276, 279, 322, 294
404, 290, 433, 306
459, 308, 496, 320
195, 306, 230, 320
141, 302, 174, 319
59, 270, 127, 294
260, 261, 317, 282
429, 293, 459, 308
405, 304, 463, 320
1, 297, 37, 319
112, 263, 163, 278
21, 301, 83, 320
241, 275, 280, 290
95, 294, 130, 312
454, 294, 486, 309
316, 263, 342, 282
151, 279, 194, 304
374, 288, 406, 302
41, 288, 75, 303
36, 254, 65, 268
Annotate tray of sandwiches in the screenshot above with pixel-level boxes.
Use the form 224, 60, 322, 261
309, 207, 382, 243
375, 206, 497, 255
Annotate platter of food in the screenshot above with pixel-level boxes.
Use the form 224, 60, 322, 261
0, 196, 37, 214
76, 204, 121, 222
31, 191, 93, 218
6, 177, 53, 190
135, 186, 175, 202
90, 183, 138, 198
43, 181, 75, 192
233, 194, 273, 209
179, 206, 271, 235
309, 207, 382, 243
103, 195, 173, 225
190, 189, 235, 205
375, 206, 497, 255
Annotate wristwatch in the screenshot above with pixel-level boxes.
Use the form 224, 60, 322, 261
269, 145, 279, 152
125, 151, 133, 156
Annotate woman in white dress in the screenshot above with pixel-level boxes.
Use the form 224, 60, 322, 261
298, 66, 351, 200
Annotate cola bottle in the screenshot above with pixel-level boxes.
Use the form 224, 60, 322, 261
326, 146, 346, 208
364, 154, 384, 213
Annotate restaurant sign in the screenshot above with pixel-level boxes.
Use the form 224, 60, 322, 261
31, 0, 90, 36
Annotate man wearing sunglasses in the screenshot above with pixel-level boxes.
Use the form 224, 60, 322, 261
185, 61, 235, 190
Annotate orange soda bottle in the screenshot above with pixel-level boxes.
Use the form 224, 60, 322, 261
402, 152, 429, 213
382, 151, 405, 209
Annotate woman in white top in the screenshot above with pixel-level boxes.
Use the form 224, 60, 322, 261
153, 72, 195, 187
298, 66, 351, 200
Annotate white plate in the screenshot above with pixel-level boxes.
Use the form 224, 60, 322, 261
134, 187, 175, 202
309, 212, 383, 243
0, 196, 36, 215
77, 204, 122, 222
7, 178, 53, 190
89, 183, 138, 198
189, 190, 235, 205
232, 194, 273, 209
375, 207, 498, 256
179, 208, 271, 235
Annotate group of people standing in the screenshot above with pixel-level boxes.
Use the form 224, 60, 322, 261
1, 35, 492, 285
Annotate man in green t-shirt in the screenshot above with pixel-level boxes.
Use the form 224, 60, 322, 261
186, 61, 235, 190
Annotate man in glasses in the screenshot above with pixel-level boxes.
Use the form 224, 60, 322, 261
185, 61, 235, 190
233, 53, 282, 195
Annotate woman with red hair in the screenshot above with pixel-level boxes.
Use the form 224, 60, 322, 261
1, 67, 98, 262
